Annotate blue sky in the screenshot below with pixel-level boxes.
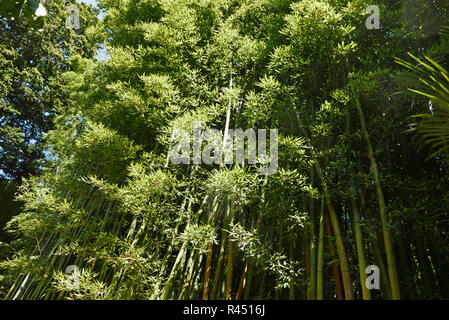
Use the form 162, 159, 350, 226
77, 0, 98, 8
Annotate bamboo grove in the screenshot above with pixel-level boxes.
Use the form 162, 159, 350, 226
1, 0, 449, 300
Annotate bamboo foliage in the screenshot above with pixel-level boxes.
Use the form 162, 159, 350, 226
1, 0, 449, 301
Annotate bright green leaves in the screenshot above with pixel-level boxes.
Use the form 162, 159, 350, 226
277, 135, 309, 170
86, 162, 179, 220
228, 222, 302, 291
140, 73, 180, 113
275, 0, 359, 94
397, 54, 449, 113
178, 223, 216, 254
206, 166, 258, 204
397, 53, 449, 157
73, 122, 142, 182
53, 267, 107, 300
283, 0, 342, 53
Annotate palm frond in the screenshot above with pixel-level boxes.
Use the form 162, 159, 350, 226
395, 50, 449, 157
440, 26, 449, 40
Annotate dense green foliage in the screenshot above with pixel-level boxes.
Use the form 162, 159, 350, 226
1, 0, 449, 300
0, 0, 99, 290
0, 0, 99, 179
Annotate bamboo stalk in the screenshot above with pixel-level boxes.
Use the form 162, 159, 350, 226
225, 200, 235, 300
309, 170, 317, 299
289, 240, 295, 299
316, 196, 325, 300
370, 231, 392, 299
243, 177, 267, 299
203, 63, 234, 300
351, 194, 371, 300
305, 228, 311, 299
179, 249, 200, 299
324, 200, 344, 300
202, 196, 220, 299
209, 229, 227, 300
235, 262, 248, 300
353, 91, 401, 299
315, 163, 353, 300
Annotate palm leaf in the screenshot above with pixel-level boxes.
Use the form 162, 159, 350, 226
395, 48, 449, 157
440, 26, 449, 40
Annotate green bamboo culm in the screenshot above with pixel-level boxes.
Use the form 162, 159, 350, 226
315, 163, 354, 300
309, 170, 317, 299
351, 187, 371, 300
316, 196, 325, 300
353, 89, 401, 300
